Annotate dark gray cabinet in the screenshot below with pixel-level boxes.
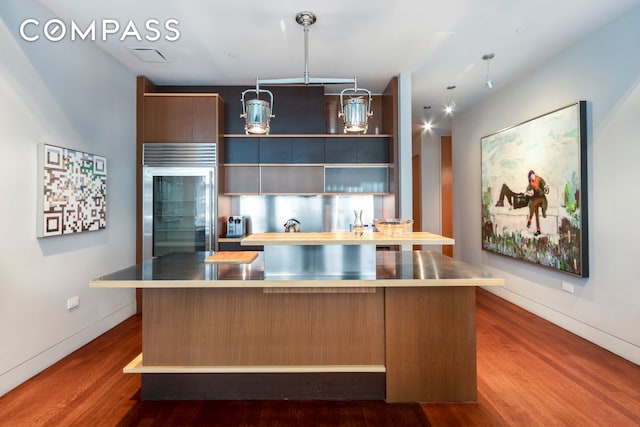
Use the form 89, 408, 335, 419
259, 138, 293, 163
325, 138, 356, 163
224, 136, 389, 165
223, 137, 259, 163
292, 138, 325, 163
325, 137, 389, 163
356, 137, 389, 163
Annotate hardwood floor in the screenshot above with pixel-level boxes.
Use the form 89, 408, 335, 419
1, 288, 639, 426
423, 289, 640, 426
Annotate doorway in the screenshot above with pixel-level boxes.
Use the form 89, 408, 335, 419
412, 154, 422, 250
441, 136, 453, 257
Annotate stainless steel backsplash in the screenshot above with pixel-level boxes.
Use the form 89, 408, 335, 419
228, 195, 393, 233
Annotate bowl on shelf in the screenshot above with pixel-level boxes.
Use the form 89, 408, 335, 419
373, 218, 414, 236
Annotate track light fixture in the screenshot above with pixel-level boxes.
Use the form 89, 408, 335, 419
483, 53, 495, 89
240, 79, 274, 135
339, 78, 373, 133
241, 11, 374, 134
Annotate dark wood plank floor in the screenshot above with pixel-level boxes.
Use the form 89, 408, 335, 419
1, 288, 639, 426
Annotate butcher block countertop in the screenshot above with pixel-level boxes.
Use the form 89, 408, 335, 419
205, 251, 259, 264
241, 231, 455, 246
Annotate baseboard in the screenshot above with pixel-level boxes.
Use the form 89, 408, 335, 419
483, 287, 640, 365
0, 302, 136, 397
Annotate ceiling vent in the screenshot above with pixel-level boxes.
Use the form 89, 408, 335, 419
127, 47, 169, 63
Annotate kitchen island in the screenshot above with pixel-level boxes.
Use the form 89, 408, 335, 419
242, 231, 455, 280
91, 232, 503, 403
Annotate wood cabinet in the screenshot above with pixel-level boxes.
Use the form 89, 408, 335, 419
222, 135, 390, 194
224, 165, 260, 194
261, 165, 324, 194
143, 94, 223, 143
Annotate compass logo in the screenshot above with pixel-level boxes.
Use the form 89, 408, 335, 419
19, 18, 180, 42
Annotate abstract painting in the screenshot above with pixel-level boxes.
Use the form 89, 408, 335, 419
481, 101, 588, 277
37, 144, 107, 237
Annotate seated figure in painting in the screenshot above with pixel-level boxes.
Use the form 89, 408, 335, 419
495, 184, 529, 209
494, 169, 549, 237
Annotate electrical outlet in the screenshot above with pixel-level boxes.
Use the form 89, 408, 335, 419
67, 296, 80, 310
561, 282, 575, 294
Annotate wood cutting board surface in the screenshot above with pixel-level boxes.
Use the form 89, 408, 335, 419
205, 251, 259, 264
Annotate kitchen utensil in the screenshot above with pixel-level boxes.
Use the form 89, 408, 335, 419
284, 218, 300, 232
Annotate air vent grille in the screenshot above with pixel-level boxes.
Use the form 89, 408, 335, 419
143, 143, 216, 166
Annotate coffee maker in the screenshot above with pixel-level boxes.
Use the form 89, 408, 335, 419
226, 216, 247, 237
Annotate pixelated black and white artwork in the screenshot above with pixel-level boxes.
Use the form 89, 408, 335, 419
37, 144, 107, 237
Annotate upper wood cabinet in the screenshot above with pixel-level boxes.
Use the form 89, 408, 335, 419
143, 94, 224, 143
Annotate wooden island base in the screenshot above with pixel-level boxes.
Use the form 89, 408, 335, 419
92, 249, 503, 402
133, 285, 477, 403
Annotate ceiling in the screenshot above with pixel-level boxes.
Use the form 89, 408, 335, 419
39, 0, 640, 131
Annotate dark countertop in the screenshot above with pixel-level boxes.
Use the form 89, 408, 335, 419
90, 251, 504, 289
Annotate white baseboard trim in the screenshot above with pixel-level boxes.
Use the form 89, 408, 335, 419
483, 286, 640, 365
0, 302, 136, 397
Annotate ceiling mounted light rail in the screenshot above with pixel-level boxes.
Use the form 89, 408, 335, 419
241, 11, 373, 134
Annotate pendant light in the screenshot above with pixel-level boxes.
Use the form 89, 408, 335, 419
240, 11, 373, 134
339, 78, 373, 133
240, 79, 274, 135
445, 85, 456, 115
483, 53, 495, 89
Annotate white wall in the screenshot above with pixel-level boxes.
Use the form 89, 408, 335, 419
0, 3, 137, 395
451, 7, 640, 363
397, 72, 413, 221
419, 131, 445, 236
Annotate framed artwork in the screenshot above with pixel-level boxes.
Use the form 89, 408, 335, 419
481, 101, 588, 277
37, 144, 107, 237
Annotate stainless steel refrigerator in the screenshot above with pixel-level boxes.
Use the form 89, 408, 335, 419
142, 143, 217, 260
